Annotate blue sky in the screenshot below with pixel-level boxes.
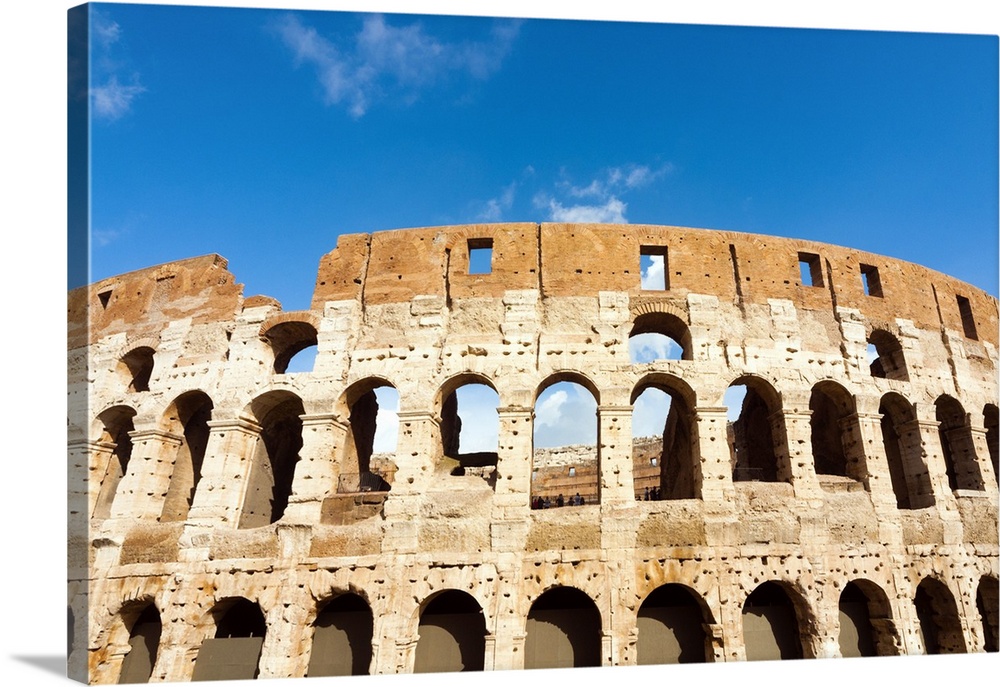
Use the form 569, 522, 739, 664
80, 1, 999, 451
85, 3, 999, 311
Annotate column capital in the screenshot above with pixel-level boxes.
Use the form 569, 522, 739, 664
597, 404, 633, 415
127, 428, 184, 445
206, 417, 262, 434
694, 406, 730, 418
395, 410, 441, 424
497, 405, 532, 418
298, 412, 348, 430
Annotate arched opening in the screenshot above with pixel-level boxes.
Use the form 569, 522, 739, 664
636, 584, 709, 664
810, 381, 863, 485
914, 578, 966, 654
340, 381, 398, 494
414, 590, 486, 673
741, 582, 803, 661
440, 378, 500, 480
192, 598, 267, 681
160, 391, 213, 522
629, 312, 692, 362
93, 406, 136, 519
263, 320, 319, 374
631, 375, 697, 500
307, 593, 373, 677
935, 395, 984, 491
119, 346, 155, 392
285, 345, 318, 374
531, 376, 599, 508
976, 576, 998, 652
524, 587, 601, 669
117, 604, 161, 684
838, 581, 899, 657
984, 404, 999, 485
239, 392, 304, 528
879, 393, 933, 509
726, 378, 782, 483
867, 329, 908, 381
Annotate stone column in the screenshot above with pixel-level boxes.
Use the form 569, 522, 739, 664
968, 424, 998, 496
770, 409, 823, 502
257, 589, 311, 679
185, 418, 262, 527
491, 406, 533, 552
851, 411, 905, 544
283, 413, 349, 523
75, 439, 112, 520
109, 427, 183, 521
382, 410, 441, 553
693, 406, 736, 504
597, 404, 635, 508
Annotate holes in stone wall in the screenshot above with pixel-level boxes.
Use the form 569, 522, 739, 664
879, 393, 933, 510
339, 382, 398, 494
117, 604, 162, 684
985, 404, 999, 485
742, 582, 803, 660
532, 378, 599, 507
629, 312, 691, 362
93, 405, 136, 520
798, 252, 823, 288
636, 584, 710, 664
192, 599, 266, 681
264, 321, 319, 374
119, 346, 155, 392
957, 295, 978, 340
632, 377, 696, 500
414, 590, 486, 673
726, 380, 780, 483
640, 246, 668, 290
440, 380, 500, 479
977, 576, 999, 653
860, 264, 883, 297
914, 578, 967, 655
524, 587, 601, 669
97, 288, 113, 309
468, 238, 493, 275
160, 391, 213, 523
867, 329, 908, 381
935, 395, 984, 491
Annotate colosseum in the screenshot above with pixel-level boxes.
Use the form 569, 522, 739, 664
67, 222, 999, 683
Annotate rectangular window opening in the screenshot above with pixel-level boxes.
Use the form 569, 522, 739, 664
97, 289, 113, 310
860, 264, 883, 297
640, 245, 669, 290
798, 252, 823, 287
468, 238, 493, 275
957, 295, 978, 340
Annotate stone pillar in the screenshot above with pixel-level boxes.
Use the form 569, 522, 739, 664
968, 424, 998, 496
382, 410, 441, 553
70, 439, 108, 521
109, 427, 183, 521
693, 406, 736, 504
597, 404, 635, 508
491, 406, 533, 552
851, 411, 905, 543
257, 590, 311, 679
770, 409, 823, 502
902, 409, 955, 509
283, 413, 349, 523
185, 418, 262, 527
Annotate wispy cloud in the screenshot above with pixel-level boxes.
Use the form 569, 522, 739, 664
90, 9, 145, 121
478, 182, 517, 222
535, 163, 673, 224
275, 14, 521, 118
533, 383, 598, 448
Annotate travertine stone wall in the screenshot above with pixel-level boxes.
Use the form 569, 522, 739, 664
68, 223, 999, 683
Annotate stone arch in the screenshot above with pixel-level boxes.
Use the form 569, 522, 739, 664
116, 602, 162, 684
867, 326, 908, 381
307, 592, 373, 677
837, 579, 900, 657
92, 405, 137, 519
159, 390, 213, 522
437, 373, 501, 480
524, 586, 602, 669
976, 575, 998, 652
192, 597, 267, 681
338, 377, 398, 493
531, 373, 600, 507
984, 404, 999, 485
935, 395, 984, 491
879, 392, 934, 509
741, 581, 808, 660
116, 338, 158, 392
914, 577, 967, 654
809, 380, 863, 483
413, 590, 487, 673
628, 310, 692, 362
727, 375, 784, 483
260, 311, 321, 374
238, 390, 305, 527
631, 374, 698, 499
636, 583, 713, 664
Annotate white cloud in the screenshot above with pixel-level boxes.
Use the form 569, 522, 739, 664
92, 76, 146, 121
640, 254, 664, 289
629, 332, 681, 363
545, 196, 628, 223
276, 14, 520, 118
372, 387, 400, 453
478, 182, 517, 221
632, 387, 673, 438
455, 384, 500, 453
89, 10, 145, 121
533, 383, 598, 448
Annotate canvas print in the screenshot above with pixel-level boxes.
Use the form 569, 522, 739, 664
67, 2, 999, 684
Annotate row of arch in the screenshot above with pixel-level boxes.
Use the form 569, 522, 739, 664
98, 574, 999, 682
91, 365, 998, 525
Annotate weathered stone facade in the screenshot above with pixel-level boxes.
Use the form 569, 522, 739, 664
68, 223, 999, 683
